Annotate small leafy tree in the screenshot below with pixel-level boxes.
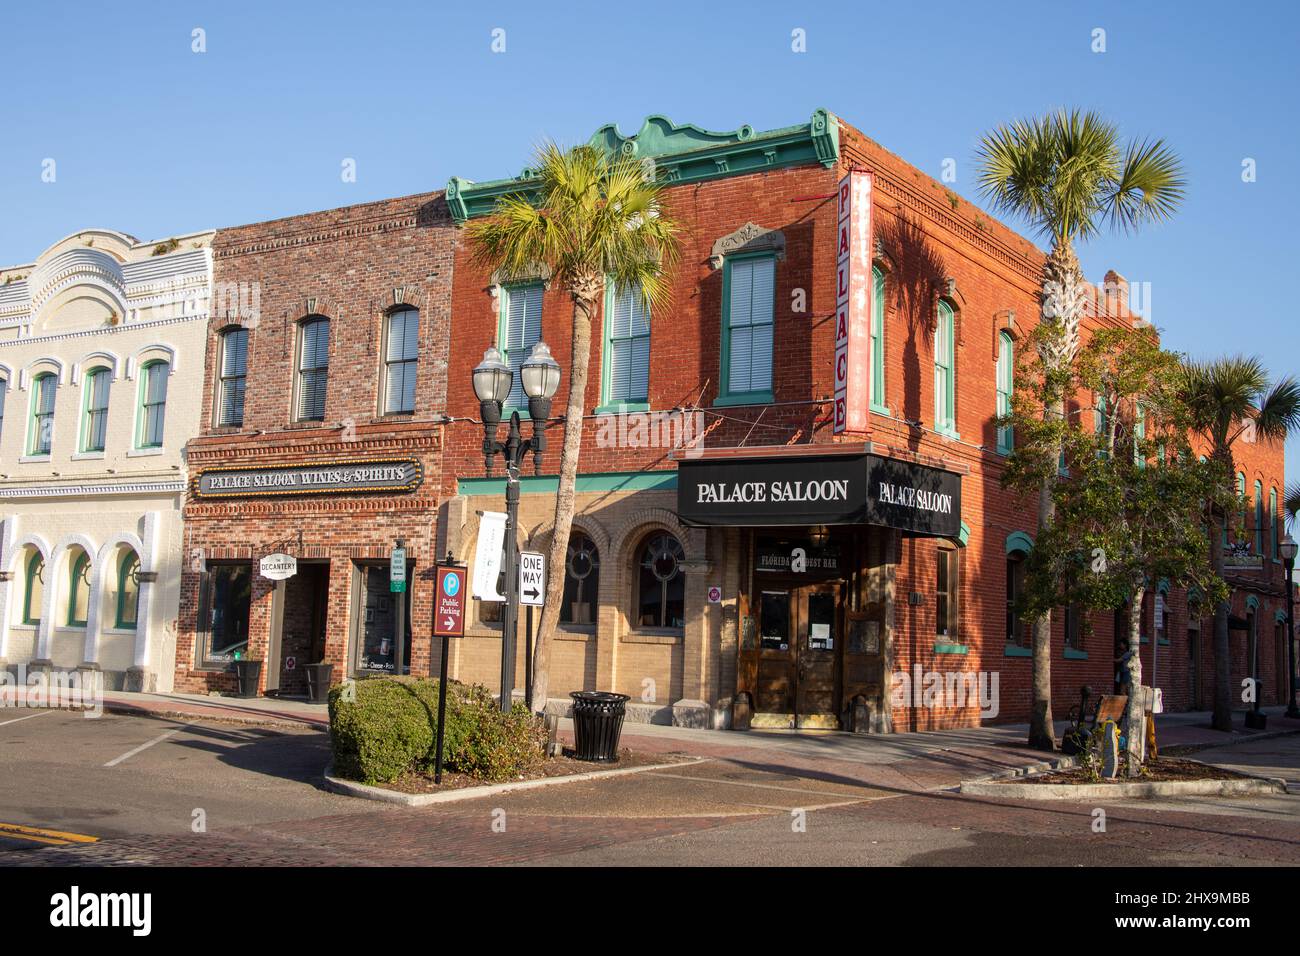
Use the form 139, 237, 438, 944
1011, 326, 1229, 774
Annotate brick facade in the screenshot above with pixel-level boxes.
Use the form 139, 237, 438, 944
174, 193, 455, 694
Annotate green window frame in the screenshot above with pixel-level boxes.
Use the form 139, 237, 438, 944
995, 331, 1013, 453
28, 371, 56, 456
1254, 479, 1264, 555
80, 366, 110, 453
1272, 486, 1281, 560
1237, 472, 1247, 545
600, 280, 651, 411
498, 283, 543, 414
22, 551, 44, 625
137, 360, 169, 448
116, 551, 140, 629
717, 252, 775, 406
870, 266, 888, 413
933, 301, 957, 436
1134, 404, 1146, 467
67, 550, 90, 627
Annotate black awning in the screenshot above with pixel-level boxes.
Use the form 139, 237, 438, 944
676, 451, 961, 537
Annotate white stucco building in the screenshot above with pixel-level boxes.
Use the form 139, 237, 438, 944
0, 228, 212, 691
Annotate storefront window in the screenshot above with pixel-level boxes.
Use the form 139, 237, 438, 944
356, 564, 411, 673
561, 532, 599, 627
635, 532, 685, 629
203, 565, 252, 665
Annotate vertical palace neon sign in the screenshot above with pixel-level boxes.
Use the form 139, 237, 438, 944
833, 169, 873, 434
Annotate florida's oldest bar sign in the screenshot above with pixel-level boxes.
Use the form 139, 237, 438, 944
834, 169, 873, 434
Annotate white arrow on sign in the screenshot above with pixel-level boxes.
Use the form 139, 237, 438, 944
519, 551, 545, 606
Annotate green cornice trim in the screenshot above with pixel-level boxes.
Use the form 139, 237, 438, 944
457, 469, 678, 497
447, 108, 841, 224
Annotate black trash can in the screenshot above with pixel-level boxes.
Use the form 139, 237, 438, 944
304, 662, 334, 704
569, 691, 630, 762
233, 660, 262, 699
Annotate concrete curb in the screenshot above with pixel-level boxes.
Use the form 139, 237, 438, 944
323, 756, 706, 807
960, 761, 1288, 801
102, 702, 327, 730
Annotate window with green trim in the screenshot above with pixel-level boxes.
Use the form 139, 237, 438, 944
933, 301, 956, 434
1254, 479, 1264, 554
996, 331, 1013, 453
1095, 392, 1109, 457
1133, 404, 1146, 467
721, 255, 775, 401
500, 284, 543, 410
67, 549, 90, 627
81, 366, 110, 452
29, 372, 56, 455
603, 281, 650, 405
1006, 553, 1028, 647
138, 360, 169, 447
1064, 604, 1084, 652
22, 551, 44, 625
1237, 472, 1247, 544
116, 551, 140, 629
1271, 486, 1280, 559
870, 266, 886, 411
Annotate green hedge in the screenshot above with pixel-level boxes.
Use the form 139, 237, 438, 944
328, 677, 546, 785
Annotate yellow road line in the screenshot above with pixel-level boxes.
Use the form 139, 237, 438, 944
0, 822, 99, 845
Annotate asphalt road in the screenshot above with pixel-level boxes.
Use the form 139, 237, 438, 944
1, 706, 1297, 866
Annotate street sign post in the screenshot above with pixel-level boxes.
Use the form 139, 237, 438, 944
390, 544, 407, 593
519, 551, 545, 607
432, 558, 467, 784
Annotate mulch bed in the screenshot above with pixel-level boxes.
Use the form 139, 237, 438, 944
375, 748, 684, 794
1014, 757, 1252, 786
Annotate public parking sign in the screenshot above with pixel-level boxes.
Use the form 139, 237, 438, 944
390, 545, 407, 593
519, 551, 545, 606
434, 565, 466, 637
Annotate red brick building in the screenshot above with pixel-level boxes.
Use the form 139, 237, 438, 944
174, 193, 454, 695
436, 109, 1291, 730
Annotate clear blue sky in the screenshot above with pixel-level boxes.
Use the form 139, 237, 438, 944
2, 0, 1296, 477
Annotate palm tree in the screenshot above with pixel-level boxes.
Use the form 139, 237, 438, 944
1285, 483, 1300, 533
1182, 357, 1300, 730
976, 110, 1185, 750
467, 143, 680, 713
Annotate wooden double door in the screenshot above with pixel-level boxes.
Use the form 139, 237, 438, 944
750, 581, 842, 728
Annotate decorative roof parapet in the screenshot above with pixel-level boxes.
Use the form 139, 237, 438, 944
447, 108, 840, 224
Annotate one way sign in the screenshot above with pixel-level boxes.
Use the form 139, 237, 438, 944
519, 551, 545, 607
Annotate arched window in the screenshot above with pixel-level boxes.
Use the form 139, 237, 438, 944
1272, 486, 1281, 560
0, 379, 6, 441
67, 549, 91, 627
116, 551, 140, 629
138, 360, 169, 448
1254, 479, 1264, 555
218, 328, 248, 426
81, 366, 110, 453
560, 532, 600, 626
870, 266, 886, 411
383, 307, 419, 414
296, 317, 330, 421
23, 551, 44, 625
995, 331, 1013, 453
29, 371, 57, 455
635, 532, 685, 629
1237, 472, 1247, 544
1005, 550, 1028, 648
933, 301, 956, 435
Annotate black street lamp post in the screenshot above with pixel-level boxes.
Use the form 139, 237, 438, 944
1281, 533, 1298, 719
472, 342, 561, 712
